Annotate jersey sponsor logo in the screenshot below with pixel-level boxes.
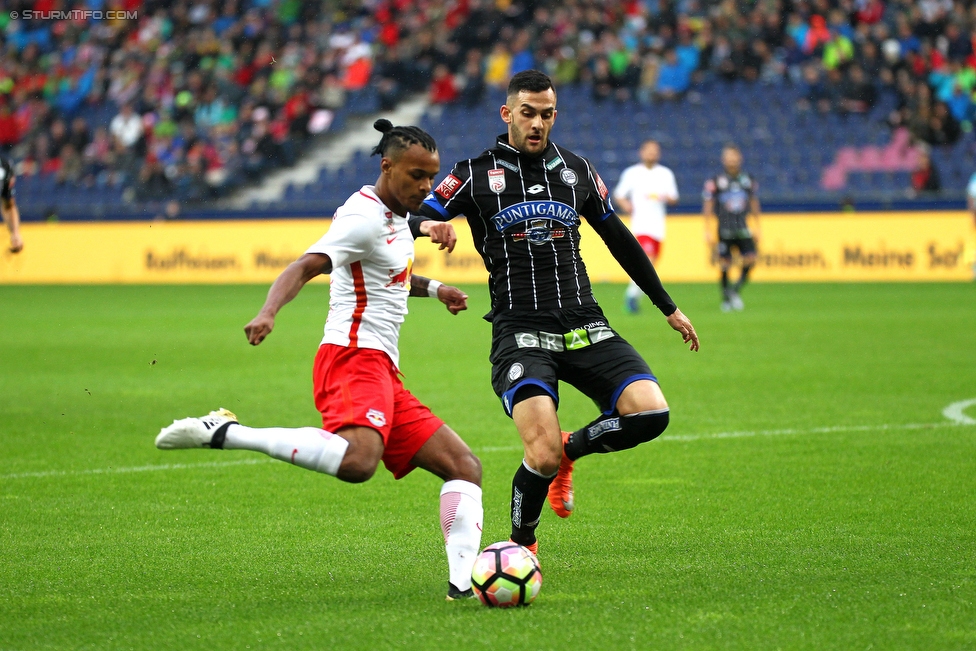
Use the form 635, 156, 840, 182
560, 168, 578, 186
545, 155, 563, 171
527, 184, 545, 195
497, 159, 519, 173
366, 409, 387, 428
587, 417, 621, 441
490, 200, 579, 231
595, 172, 609, 200
512, 219, 566, 245
488, 168, 506, 194
385, 257, 413, 288
514, 326, 615, 351
434, 174, 462, 199
508, 362, 524, 381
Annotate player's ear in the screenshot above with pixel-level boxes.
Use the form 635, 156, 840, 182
380, 156, 394, 175
500, 104, 512, 124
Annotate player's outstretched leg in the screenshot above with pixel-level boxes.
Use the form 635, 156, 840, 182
410, 424, 484, 601
624, 280, 641, 314
156, 409, 352, 477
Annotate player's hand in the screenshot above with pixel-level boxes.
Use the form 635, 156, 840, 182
421, 221, 457, 252
666, 308, 699, 352
244, 312, 275, 345
437, 284, 468, 315
9, 232, 23, 253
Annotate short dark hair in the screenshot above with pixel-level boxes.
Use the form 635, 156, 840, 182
507, 70, 555, 100
370, 119, 437, 159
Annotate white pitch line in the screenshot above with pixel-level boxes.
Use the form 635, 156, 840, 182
0, 458, 274, 481
474, 420, 973, 453
943, 399, 976, 425
2, 421, 972, 480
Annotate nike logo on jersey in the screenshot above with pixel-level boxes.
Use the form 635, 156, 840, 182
386, 237, 396, 244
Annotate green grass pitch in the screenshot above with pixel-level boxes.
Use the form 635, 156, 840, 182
1, 282, 974, 650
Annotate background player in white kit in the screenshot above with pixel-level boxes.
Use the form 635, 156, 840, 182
613, 140, 678, 313
155, 120, 484, 601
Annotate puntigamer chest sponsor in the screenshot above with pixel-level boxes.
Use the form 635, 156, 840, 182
490, 201, 579, 231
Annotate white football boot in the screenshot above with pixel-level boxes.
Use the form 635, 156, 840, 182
155, 408, 238, 449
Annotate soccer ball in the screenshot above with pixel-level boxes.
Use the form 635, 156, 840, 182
471, 541, 542, 607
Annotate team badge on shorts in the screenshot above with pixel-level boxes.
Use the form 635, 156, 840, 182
560, 168, 578, 186
488, 169, 506, 194
366, 409, 387, 428
508, 363, 524, 381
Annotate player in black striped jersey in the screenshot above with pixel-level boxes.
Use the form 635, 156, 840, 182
703, 144, 762, 311
410, 70, 699, 557
0, 156, 23, 253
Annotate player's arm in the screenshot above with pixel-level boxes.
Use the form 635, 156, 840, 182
408, 215, 458, 252
589, 212, 699, 351
244, 253, 332, 345
702, 197, 716, 246
666, 171, 679, 205
409, 274, 468, 315
2, 177, 23, 253
748, 193, 762, 243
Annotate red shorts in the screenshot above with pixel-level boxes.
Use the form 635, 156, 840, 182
635, 234, 662, 259
312, 344, 444, 479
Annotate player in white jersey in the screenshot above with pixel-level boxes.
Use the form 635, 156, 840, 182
613, 140, 678, 313
155, 120, 484, 601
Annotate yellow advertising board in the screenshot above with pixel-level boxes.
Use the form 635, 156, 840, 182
0, 212, 972, 284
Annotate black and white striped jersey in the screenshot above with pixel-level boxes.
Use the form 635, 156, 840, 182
417, 134, 614, 315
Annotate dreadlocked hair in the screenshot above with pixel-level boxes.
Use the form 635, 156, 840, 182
370, 119, 437, 159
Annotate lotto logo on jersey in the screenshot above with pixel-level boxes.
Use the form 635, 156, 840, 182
488, 169, 506, 194
435, 174, 462, 199
595, 172, 609, 200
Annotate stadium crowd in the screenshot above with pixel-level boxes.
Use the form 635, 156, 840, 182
0, 0, 973, 206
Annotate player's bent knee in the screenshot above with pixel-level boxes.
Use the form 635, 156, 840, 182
590, 409, 670, 454
337, 453, 380, 483
454, 451, 482, 485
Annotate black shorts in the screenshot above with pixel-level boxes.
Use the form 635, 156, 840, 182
489, 306, 656, 418
717, 237, 756, 259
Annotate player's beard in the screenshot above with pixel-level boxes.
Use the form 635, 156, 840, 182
511, 123, 546, 157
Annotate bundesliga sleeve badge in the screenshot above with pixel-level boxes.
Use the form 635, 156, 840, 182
488, 169, 506, 194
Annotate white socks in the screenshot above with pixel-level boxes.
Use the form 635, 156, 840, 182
626, 280, 642, 300
440, 480, 484, 591
223, 424, 349, 476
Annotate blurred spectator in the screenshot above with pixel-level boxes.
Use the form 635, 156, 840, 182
656, 50, 690, 100
839, 66, 878, 114
911, 149, 941, 194
110, 104, 144, 151
135, 157, 173, 202
430, 65, 460, 105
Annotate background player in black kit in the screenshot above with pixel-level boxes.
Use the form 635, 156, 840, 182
410, 70, 699, 557
703, 144, 762, 311
0, 156, 24, 253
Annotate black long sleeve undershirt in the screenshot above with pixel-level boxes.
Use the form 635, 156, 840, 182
589, 213, 677, 316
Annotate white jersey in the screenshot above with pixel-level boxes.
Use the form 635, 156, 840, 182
613, 163, 679, 241
305, 186, 414, 367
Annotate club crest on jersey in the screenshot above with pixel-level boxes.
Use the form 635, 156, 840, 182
435, 174, 462, 199
488, 168, 506, 194
366, 409, 387, 428
560, 168, 578, 186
